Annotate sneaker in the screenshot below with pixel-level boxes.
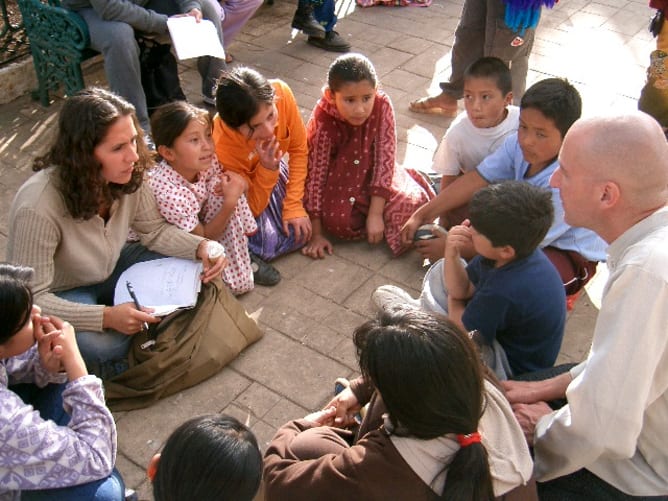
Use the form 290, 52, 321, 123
371, 284, 420, 312
307, 30, 351, 52
291, 5, 326, 38
250, 253, 281, 286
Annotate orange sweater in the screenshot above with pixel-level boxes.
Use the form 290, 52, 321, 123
212, 79, 308, 221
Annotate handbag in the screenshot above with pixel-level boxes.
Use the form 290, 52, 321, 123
104, 278, 263, 411
137, 36, 187, 116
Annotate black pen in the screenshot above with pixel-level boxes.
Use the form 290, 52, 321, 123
126, 281, 150, 333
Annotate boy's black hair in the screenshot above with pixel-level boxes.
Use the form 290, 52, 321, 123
520, 78, 582, 138
463, 57, 512, 96
153, 414, 262, 501
468, 181, 554, 260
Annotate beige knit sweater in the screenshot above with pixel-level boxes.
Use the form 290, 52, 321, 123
7, 168, 204, 332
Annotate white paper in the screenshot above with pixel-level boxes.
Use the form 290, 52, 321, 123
167, 17, 225, 60
114, 257, 203, 316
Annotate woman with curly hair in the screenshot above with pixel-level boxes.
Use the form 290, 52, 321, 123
7, 87, 226, 379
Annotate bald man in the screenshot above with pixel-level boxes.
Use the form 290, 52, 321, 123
502, 111, 668, 500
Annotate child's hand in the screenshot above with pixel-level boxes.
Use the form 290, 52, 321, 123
218, 171, 247, 203
37, 315, 87, 381
366, 213, 385, 244
301, 234, 333, 259
283, 216, 312, 244
322, 386, 361, 428
445, 219, 473, 260
414, 235, 446, 262
303, 406, 337, 427
400, 213, 423, 246
255, 136, 283, 171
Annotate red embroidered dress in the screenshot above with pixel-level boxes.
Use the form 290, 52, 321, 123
305, 90, 434, 255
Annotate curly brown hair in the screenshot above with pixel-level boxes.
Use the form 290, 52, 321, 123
32, 87, 153, 220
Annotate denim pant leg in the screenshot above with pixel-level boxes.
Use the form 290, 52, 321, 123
312, 0, 337, 32
79, 8, 150, 133
55, 243, 165, 375
11, 385, 126, 501
22, 469, 125, 501
55, 286, 132, 370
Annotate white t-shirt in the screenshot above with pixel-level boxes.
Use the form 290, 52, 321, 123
432, 105, 520, 176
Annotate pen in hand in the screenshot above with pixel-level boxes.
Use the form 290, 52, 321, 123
125, 281, 150, 333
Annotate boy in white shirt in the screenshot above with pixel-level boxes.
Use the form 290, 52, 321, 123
418, 57, 519, 261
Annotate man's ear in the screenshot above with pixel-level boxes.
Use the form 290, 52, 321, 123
600, 181, 621, 208
147, 453, 161, 482
157, 144, 174, 163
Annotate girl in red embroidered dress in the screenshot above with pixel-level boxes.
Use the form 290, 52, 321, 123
302, 53, 434, 259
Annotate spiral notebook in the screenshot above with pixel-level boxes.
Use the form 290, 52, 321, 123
113, 257, 203, 316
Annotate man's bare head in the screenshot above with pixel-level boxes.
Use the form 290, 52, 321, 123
553, 111, 668, 242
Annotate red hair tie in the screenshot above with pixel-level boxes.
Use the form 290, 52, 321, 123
456, 432, 481, 447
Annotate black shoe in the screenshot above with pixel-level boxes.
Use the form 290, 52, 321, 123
307, 30, 351, 52
291, 5, 326, 38
250, 253, 281, 286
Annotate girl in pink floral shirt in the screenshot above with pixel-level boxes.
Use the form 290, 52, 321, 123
149, 102, 257, 295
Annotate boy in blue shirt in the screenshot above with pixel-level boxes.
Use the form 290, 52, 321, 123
403, 78, 606, 296
375, 181, 566, 379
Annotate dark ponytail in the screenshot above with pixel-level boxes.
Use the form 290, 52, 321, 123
354, 308, 495, 500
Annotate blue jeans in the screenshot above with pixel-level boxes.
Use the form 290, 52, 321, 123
78, 0, 225, 132
299, 0, 337, 32
55, 242, 164, 378
11, 384, 125, 501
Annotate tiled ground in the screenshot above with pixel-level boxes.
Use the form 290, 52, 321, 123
0, 0, 652, 497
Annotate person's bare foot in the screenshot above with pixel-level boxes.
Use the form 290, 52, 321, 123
409, 92, 458, 116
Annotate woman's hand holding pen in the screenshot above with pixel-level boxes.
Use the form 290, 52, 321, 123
102, 303, 159, 335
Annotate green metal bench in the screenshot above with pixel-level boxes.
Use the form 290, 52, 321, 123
16, 0, 98, 106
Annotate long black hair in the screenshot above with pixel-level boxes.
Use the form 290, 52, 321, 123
354, 308, 494, 500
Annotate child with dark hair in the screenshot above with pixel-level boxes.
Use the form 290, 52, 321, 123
403, 78, 607, 296
148, 414, 262, 501
302, 53, 434, 259
0, 263, 124, 500
378, 181, 566, 378
263, 308, 534, 500
148, 101, 257, 295
417, 56, 519, 261
213, 67, 311, 285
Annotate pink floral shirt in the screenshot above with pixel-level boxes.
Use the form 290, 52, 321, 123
148, 159, 257, 295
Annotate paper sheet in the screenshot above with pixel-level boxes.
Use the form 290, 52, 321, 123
114, 257, 203, 316
167, 16, 225, 60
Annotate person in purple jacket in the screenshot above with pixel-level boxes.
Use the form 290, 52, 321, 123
0, 263, 123, 501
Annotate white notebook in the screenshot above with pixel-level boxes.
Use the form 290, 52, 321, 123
167, 16, 225, 60
114, 257, 203, 316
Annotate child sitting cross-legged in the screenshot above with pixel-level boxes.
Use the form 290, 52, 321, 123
375, 181, 566, 380
302, 53, 434, 259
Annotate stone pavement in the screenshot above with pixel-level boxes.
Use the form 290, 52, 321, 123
0, 0, 653, 497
